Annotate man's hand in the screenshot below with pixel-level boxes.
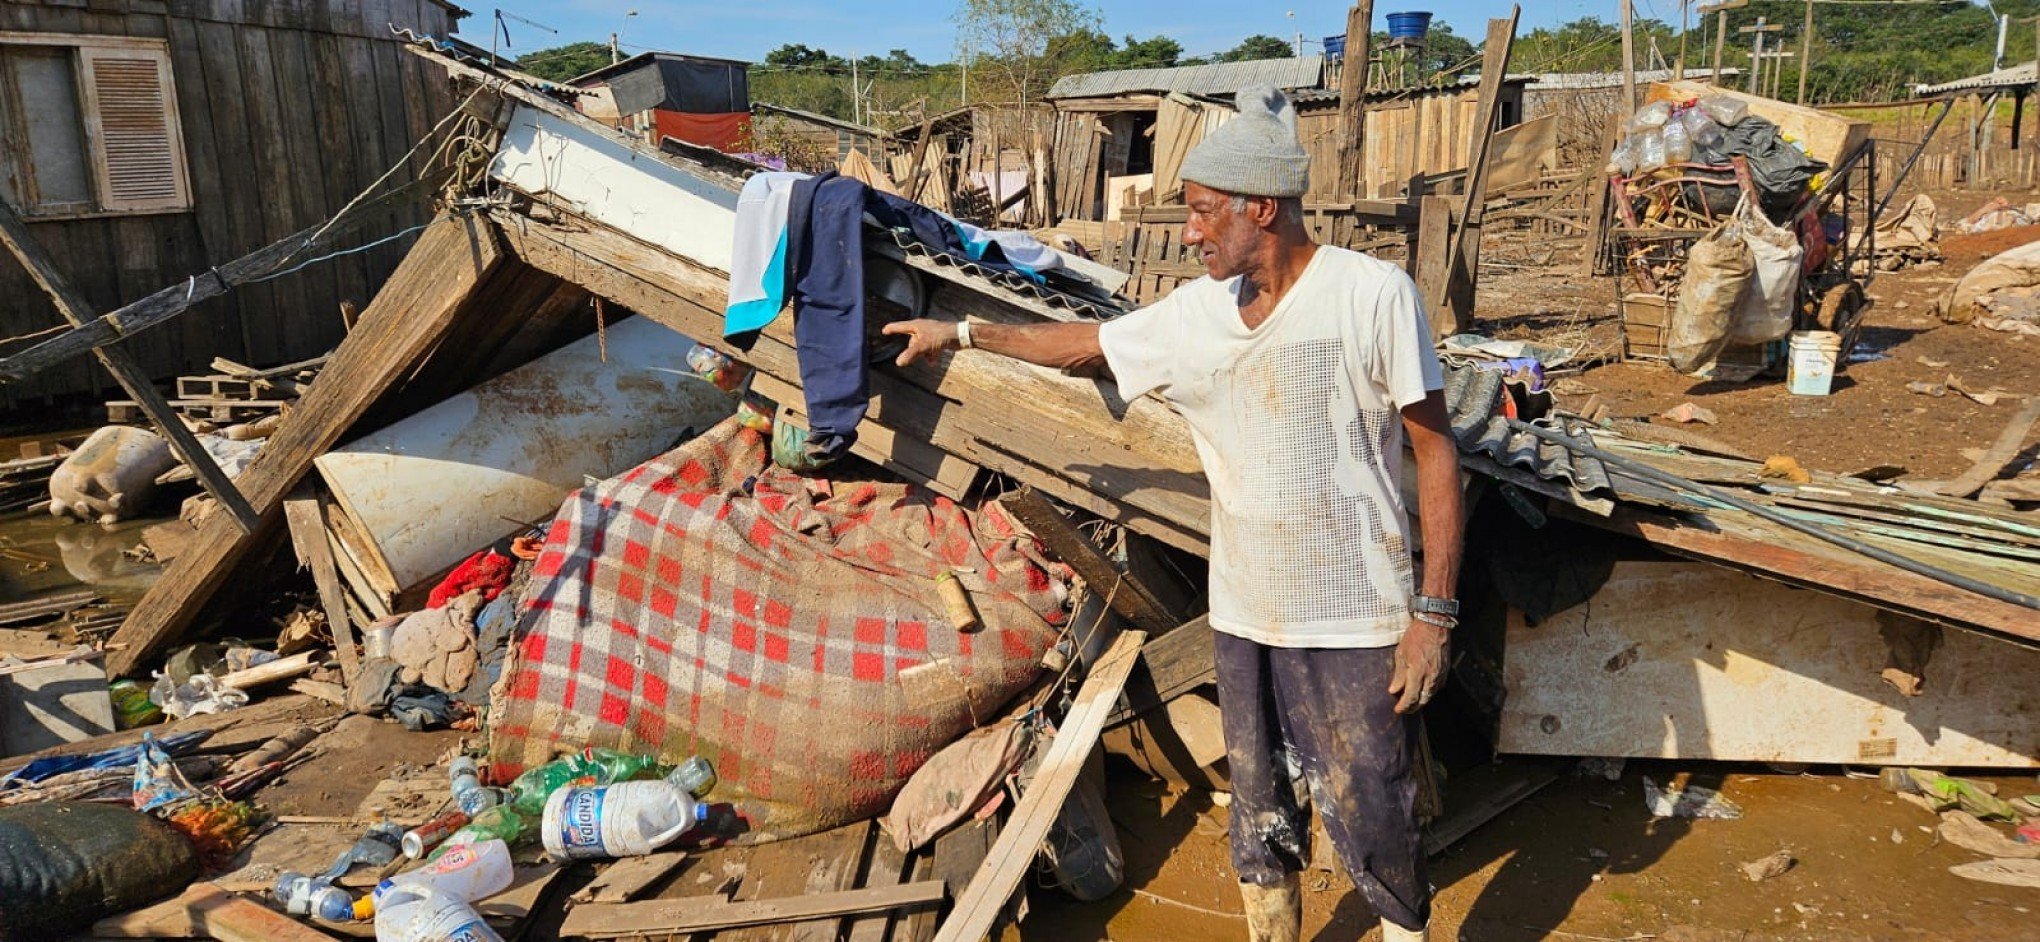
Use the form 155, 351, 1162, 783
881, 319, 960, 367
1387, 619, 1450, 714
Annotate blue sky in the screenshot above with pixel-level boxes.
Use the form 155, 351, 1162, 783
469, 1, 1673, 66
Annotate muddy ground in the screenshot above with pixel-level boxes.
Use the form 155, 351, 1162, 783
1475, 188, 2040, 482
1009, 760, 2038, 942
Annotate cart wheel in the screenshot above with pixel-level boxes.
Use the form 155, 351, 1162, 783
1818, 282, 1867, 358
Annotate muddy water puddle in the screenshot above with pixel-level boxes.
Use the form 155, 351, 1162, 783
0, 510, 167, 604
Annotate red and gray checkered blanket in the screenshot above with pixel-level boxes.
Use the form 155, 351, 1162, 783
488, 418, 1070, 840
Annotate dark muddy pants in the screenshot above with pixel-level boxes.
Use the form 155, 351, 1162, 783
1214, 630, 1430, 930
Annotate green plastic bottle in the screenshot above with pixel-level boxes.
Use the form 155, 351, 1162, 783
507, 760, 593, 816
425, 806, 528, 859
571, 748, 667, 784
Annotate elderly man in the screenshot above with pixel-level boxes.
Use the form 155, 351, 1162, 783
884, 85, 1461, 942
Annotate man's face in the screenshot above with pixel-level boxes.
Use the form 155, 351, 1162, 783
1182, 182, 1265, 281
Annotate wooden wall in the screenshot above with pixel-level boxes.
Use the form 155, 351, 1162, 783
1296, 83, 1526, 200
0, 0, 459, 407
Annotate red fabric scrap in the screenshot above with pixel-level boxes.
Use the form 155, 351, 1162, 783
428, 549, 516, 609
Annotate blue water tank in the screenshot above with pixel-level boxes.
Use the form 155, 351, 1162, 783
1386, 11, 1433, 42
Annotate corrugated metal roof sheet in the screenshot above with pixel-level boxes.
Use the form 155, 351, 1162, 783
1046, 56, 1325, 100
1917, 61, 2037, 95
1524, 68, 1742, 91
1441, 358, 1612, 493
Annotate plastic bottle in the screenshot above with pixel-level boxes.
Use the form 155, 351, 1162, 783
1634, 128, 1668, 172
1661, 116, 1693, 164
273, 871, 322, 915
311, 884, 359, 923
1681, 107, 1724, 149
667, 756, 717, 798
541, 771, 712, 860
571, 747, 667, 785
507, 759, 595, 816
1625, 100, 1671, 131
1696, 95, 1748, 127
374, 886, 506, 942
389, 838, 517, 902
427, 806, 529, 859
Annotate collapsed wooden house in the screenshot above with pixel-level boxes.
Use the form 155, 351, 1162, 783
0, 0, 463, 406
5, 31, 2037, 940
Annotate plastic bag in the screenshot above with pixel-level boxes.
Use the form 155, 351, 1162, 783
132, 732, 199, 812
1670, 216, 1755, 373
1606, 136, 1639, 175
0, 802, 199, 941
1627, 101, 1673, 131
1681, 107, 1724, 148
1634, 129, 1668, 172
1697, 95, 1748, 126
150, 671, 249, 720
1729, 196, 1805, 344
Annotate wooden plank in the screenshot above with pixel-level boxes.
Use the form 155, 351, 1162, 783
558, 882, 948, 938
1435, 11, 1519, 337
1107, 615, 1213, 727
1003, 488, 1181, 633
0, 198, 261, 533
104, 214, 505, 677
572, 851, 691, 905
283, 486, 360, 686
790, 820, 879, 942
844, 831, 911, 942
931, 630, 1147, 942
92, 882, 340, 941
1413, 195, 1453, 318
1933, 397, 2040, 498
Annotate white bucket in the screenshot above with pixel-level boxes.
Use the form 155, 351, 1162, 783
1787, 330, 1841, 396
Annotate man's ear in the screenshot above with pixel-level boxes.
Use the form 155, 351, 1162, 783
1255, 196, 1282, 228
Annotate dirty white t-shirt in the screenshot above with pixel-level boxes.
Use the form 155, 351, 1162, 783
1098, 246, 1443, 648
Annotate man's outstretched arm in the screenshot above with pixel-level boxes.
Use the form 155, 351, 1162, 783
882, 319, 1105, 372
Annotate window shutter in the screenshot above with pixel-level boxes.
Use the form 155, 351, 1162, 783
76, 43, 189, 213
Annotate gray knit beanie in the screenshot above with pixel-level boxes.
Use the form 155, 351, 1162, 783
1179, 84, 1311, 198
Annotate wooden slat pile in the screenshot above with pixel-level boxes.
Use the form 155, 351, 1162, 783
105, 355, 325, 425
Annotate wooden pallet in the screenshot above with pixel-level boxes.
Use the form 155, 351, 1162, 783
106, 398, 293, 425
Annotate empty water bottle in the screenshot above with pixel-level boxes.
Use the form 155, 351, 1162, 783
310, 884, 358, 922
374, 886, 505, 942
427, 806, 529, 859
273, 871, 321, 915
541, 770, 712, 860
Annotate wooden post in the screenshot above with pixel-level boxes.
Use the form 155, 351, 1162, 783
1797, 0, 1814, 104
1337, 0, 1376, 200
2015, 87, 2027, 151
1620, 0, 1637, 113
1714, 11, 1727, 83
1433, 9, 1520, 338
282, 485, 360, 687
0, 199, 261, 533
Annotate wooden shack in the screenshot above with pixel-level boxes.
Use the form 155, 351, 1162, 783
749, 102, 886, 166
0, 0, 463, 406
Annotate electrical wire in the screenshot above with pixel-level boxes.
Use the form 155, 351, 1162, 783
245, 223, 436, 284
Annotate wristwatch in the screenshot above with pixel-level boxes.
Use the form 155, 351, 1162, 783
1413, 595, 1460, 617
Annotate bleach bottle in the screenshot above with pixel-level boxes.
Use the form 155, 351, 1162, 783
373, 885, 504, 942
382, 838, 515, 903
541, 769, 711, 860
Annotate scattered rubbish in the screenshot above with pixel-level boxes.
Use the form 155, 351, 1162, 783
1956, 196, 2035, 233
1659, 403, 1718, 425
1916, 356, 1950, 368
47, 426, 178, 523
541, 768, 714, 859
107, 679, 163, 729
130, 732, 201, 812
1907, 379, 1948, 397
383, 837, 516, 905
318, 821, 405, 880
149, 671, 250, 720
1576, 757, 1626, 781
1938, 810, 2040, 859
375, 885, 506, 942
1948, 858, 2040, 888
1740, 849, 1794, 882
1881, 767, 2023, 821
402, 811, 473, 859
1643, 777, 1745, 819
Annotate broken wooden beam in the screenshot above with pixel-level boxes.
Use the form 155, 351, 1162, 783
932, 630, 1147, 942
282, 487, 361, 686
1433, 9, 1521, 337
0, 198, 261, 533
559, 881, 948, 937
0, 589, 100, 627
0, 182, 431, 386
1108, 615, 1215, 727
90, 882, 340, 940
1932, 396, 2040, 499
1003, 488, 1183, 633
104, 214, 507, 677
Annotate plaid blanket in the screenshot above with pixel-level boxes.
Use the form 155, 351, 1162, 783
488, 418, 1070, 840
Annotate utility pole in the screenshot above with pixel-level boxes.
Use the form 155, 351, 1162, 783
1621, 0, 1637, 113
852, 55, 861, 127
1739, 16, 1782, 95
609, 32, 619, 65
1797, 0, 1813, 104
1678, 0, 1690, 80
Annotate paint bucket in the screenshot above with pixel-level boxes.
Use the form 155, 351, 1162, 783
1787, 330, 1841, 396
1386, 12, 1434, 42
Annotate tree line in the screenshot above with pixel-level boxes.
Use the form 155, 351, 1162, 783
515, 0, 2040, 130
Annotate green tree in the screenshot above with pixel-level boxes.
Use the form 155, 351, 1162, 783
1113, 34, 1183, 69
955, 0, 1103, 102
764, 43, 846, 73
516, 41, 613, 82
1219, 34, 1295, 63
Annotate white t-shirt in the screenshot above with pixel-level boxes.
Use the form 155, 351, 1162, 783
1098, 246, 1444, 648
